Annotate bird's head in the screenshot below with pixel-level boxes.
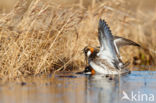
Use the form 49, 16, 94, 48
83, 46, 94, 58
83, 46, 95, 65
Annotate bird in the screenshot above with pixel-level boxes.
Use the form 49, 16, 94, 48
82, 19, 140, 75
84, 35, 140, 64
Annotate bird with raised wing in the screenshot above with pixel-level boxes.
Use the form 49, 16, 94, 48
83, 19, 140, 75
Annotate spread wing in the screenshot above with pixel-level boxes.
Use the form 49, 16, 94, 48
114, 36, 140, 48
98, 19, 118, 60
113, 36, 140, 57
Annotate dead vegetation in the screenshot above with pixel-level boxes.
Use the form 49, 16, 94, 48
0, 0, 155, 79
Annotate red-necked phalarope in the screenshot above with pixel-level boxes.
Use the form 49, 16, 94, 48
83, 19, 140, 75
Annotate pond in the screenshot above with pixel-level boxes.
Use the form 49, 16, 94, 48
0, 71, 156, 103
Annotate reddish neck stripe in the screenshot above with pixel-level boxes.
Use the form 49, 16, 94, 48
89, 48, 94, 53
91, 69, 96, 75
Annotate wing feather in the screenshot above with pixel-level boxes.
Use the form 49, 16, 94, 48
114, 36, 140, 48
98, 19, 118, 60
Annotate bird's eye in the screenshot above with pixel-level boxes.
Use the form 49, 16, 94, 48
85, 50, 88, 54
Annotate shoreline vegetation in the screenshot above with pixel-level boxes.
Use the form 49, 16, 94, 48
0, 0, 155, 79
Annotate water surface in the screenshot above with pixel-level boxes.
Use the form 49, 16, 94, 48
0, 71, 156, 103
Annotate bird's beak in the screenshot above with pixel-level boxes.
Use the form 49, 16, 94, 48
84, 55, 88, 66
82, 48, 88, 66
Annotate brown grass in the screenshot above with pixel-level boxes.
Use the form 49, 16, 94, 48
0, 0, 155, 79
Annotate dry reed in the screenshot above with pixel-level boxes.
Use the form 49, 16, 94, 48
0, 0, 155, 79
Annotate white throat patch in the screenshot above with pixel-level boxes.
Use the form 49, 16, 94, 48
87, 51, 91, 57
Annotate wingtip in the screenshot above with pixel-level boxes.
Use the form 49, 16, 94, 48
99, 19, 106, 26
99, 18, 102, 22
130, 41, 141, 47
136, 43, 141, 47
99, 18, 103, 27
98, 18, 112, 35
98, 19, 108, 29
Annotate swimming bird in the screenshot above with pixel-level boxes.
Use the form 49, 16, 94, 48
83, 19, 140, 75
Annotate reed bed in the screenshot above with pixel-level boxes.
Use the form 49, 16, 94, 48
0, 0, 155, 79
